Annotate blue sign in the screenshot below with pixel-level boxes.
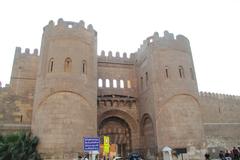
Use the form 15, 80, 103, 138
83, 137, 100, 152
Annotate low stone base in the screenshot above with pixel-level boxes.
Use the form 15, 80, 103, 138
41, 152, 79, 160
0, 123, 31, 135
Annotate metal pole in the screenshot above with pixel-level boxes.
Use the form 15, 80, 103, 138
90, 151, 92, 160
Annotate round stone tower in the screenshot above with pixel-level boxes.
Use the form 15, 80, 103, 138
136, 31, 205, 159
31, 19, 97, 158
156, 31, 205, 158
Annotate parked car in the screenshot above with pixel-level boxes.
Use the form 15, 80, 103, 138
127, 152, 142, 160
113, 156, 124, 160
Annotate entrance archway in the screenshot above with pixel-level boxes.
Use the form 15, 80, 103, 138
141, 114, 156, 156
98, 116, 131, 158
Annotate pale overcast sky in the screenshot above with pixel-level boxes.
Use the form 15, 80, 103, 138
0, 0, 240, 95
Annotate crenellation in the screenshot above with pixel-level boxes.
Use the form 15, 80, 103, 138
108, 51, 113, 57
137, 31, 191, 53
33, 49, 38, 55
14, 47, 39, 56
97, 51, 135, 64
153, 32, 159, 41
43, 18, 97, 36
25, 48, 30, 54
48, 20, 54, 26
199, 91, 240, 102
100, 50, 105, 56
176, 34, 190, 45
79, 20, 85, 27
10, 46, 39, 96
137, 36, 154, 53
0, 84, 10, 90
87, 24, 94, 32
43, 20, 55, 31
57, 18, 64, 26
123, 52, 127, 58
163, 30, 174, 40
15, 47, 21, 54
130, 53, 135, 59
116, 51, 120, 57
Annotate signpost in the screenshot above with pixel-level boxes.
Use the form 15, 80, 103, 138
83, 137, 100, 160
83, 137, 100, 152
83, 136, 110, 159
103, 136, 110, 154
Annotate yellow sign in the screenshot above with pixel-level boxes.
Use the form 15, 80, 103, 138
104, 145, 109, 154
103, 136, 110, 154
104, 136, 110, 145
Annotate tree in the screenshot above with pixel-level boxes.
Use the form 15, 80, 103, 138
0, 132, 41, 160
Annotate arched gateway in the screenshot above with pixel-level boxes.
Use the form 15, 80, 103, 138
98, 109, 139, 158
141, 114, 156, 155
99, 117, 131, 157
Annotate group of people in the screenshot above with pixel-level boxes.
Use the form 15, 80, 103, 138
205, 147, 240, 160
219, 147, 240, 160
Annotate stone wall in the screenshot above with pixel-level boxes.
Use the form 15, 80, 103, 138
199, 92, 240, 155
0, 87, 33, 124
10, 47, 39, 97
33, 92, 96, 154
0, 123, 30, 135
97, 53, 137, 97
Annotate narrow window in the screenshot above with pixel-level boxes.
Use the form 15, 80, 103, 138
113, 79, 117, 88
145, 72, 148, 86
140, 77, 143, 89
64, 57, 72, 72
120, 80, 124, 88
190, 68, 195, 80
98, 79, 103, 87
178, 66, 185, 78
82, 60, 87, 74
127, 80, 131, 88
20, 115, 23, 123
165, 66, 169, 78
106, 79, 110, 88
48, 58, 54, 72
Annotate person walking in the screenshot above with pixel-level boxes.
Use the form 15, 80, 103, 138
225, 150, 232, 160
219, 150, 225, 160
204, 153, 210, 160
232, 147, 239, 160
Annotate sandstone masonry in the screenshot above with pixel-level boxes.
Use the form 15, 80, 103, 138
0, 19, 240, 160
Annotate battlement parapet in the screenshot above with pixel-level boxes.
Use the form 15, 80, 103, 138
0, 84, 10, 92
137, 31, 191, 53
43, 18, 97, 37
98, 50, 135, 64
15, 47, 39, 56
199, 91, 240, 102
